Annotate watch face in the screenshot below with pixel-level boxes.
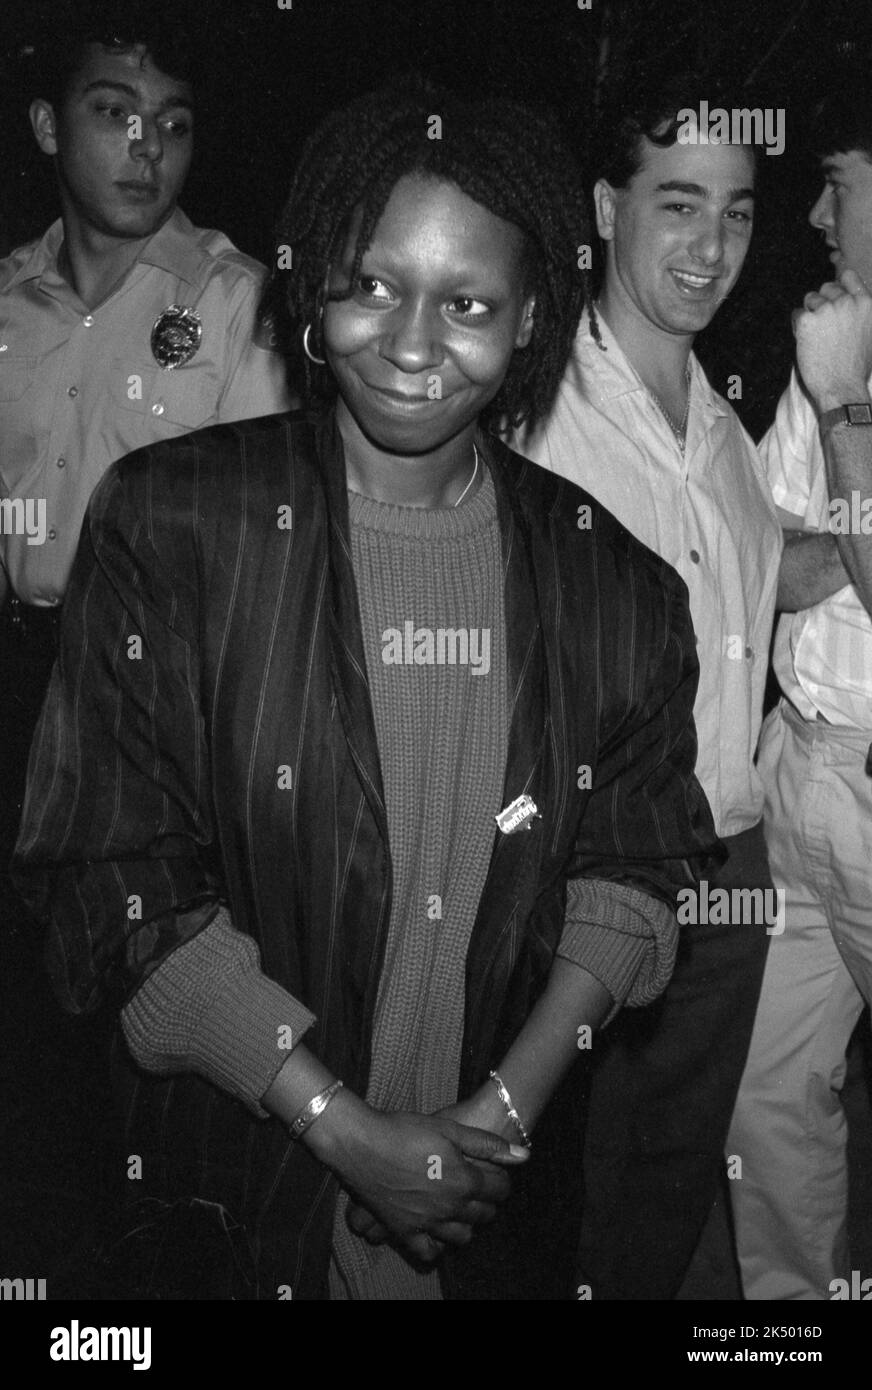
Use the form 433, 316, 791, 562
846, 404, 872, 424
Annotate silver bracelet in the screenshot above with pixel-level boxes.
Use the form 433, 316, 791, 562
289, 1080, 344, 1141
488, 1070, 532, 1148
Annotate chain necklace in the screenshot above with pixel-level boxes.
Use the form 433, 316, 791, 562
589, 301, 692, 452
347, 445, 480, 506
648, 365, 692, 452
454, 444, 480, 507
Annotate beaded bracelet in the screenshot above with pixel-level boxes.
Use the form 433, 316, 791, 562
488, 1070, 532, 1148
289, 1079, 344, 1141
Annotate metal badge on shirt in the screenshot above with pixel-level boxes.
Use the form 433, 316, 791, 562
151, 304, 202, 370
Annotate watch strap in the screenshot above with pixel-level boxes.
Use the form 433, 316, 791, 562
819, 403, 872, 435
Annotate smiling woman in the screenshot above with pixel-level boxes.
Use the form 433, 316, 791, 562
15, 75, 720, 1300
266, 78, 589, 437
323, 174, 536, 504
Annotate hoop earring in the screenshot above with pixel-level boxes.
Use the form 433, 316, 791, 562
302, 322, 326, 365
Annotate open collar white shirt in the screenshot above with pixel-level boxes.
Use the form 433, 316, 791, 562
515, 308, 782, 837
763, 367, 872, 730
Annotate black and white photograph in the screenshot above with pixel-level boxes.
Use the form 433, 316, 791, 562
0, 0, 870, 1364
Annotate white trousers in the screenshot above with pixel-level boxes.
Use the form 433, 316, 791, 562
728, 700, 872, 1300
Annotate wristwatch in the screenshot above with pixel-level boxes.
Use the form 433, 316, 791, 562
819, 403, 872, 435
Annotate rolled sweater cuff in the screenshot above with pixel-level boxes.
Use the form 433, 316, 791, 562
557, 878, 679, 1026
121, 906, 316, 1117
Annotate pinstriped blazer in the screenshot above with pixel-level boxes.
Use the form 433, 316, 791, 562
14, 407, 719, 1296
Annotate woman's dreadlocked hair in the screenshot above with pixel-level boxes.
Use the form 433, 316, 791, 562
261, 75, 592, 433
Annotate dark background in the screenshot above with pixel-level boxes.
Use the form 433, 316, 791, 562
2, 0, 872, 438
1, 0, 872, 1306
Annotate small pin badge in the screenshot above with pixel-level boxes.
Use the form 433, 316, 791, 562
151, 304, 202, 370
495, 793, 541, 835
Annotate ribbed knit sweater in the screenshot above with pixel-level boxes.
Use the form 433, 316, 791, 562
330, 472, 508, 1298
122, 466, 678, 1300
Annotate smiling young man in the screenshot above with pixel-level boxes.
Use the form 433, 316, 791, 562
516, 76, 782, 1299
728, 87, 872, 1300
0, 14, 291, 872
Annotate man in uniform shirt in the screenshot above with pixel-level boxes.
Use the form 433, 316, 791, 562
516, 79, 782, 1298
729, 88, 872, 1300
0, 16, 292, 1287
0, 19, 291, 866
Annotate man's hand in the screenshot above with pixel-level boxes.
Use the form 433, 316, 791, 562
785, 270, 872, 620
794, 269, 872, 413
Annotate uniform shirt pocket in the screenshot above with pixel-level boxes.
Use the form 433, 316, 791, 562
0, 356, 41, 490
0, 355, 36, 400
115, 361, 219, 431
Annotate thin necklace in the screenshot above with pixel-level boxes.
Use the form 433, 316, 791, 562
649, 365, 692, 452
590, 300, 691, 451
454, 444, 480, 507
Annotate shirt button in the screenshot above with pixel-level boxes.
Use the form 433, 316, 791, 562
689, 549, 700, 563
48, 528, 57, 541
56, 456, 66, 468
68, 386, 78, 398
152, 402, 165, 416
745, 646, 753, 660
83, 314, 94, 327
